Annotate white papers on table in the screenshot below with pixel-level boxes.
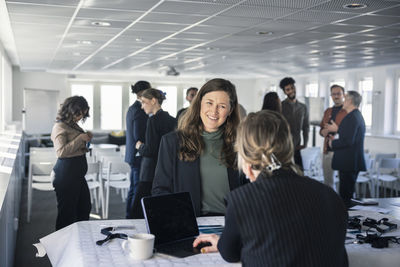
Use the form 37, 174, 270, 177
350, 205, 391, 214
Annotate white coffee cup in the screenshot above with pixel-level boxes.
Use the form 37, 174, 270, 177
122, 233, 155, 260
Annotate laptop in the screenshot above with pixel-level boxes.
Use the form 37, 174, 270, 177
141, 192, 209, 258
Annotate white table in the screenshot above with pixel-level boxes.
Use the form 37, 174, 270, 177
39, 212, 400, 267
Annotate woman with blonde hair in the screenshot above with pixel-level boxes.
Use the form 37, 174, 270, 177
152, 78, 246, 216
193, 110, 348, 266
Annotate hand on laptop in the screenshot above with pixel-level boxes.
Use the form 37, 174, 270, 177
193, 234, 219, 253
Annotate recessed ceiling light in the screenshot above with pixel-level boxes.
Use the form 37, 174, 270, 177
73, 52, 81, 56
77, 40, 92, 45
91, 21, 111, 27
343, 3, 367, 9
135, 37, 142, 42
257, 31, 273, 35
394, 39, 399, 43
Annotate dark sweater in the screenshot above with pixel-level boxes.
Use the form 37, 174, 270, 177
218, 169, 348, 267
138, 109, 176, 182
152, 131, 247, 216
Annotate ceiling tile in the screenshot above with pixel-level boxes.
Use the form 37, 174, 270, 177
310, 0, 400, 14
6, 2, 76, 17
82, 0, 161, 11
76, 8, 143, 21
340, 15, 400, 27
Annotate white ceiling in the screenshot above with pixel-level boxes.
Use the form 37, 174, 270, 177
2, 0, 400, 77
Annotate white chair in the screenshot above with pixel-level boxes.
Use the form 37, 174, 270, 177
355, 157, 374, 198
371, 153, 396, 197
27, 147, 57, 222
119, 145, 126, 158
85, 162, 104, 217
376, 158, 400, 197
92, 147, 119, 161
301, 147, 322, 181
104, 161, 130, 219
27, 159, 56, 222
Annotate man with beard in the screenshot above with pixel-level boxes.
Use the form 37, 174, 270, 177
320, 85, 347, 188
280, 77, 309, 170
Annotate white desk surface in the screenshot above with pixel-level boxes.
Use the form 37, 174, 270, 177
39, 212, 400, 267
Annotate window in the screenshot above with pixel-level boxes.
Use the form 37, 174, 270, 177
397, 78, 400, 132
71, 84, 93, 130
329, 80, 345, 106
305, 82, 318, 97
157, 86, 177, 116
269, 85, 277, 92
358, 77, 373, 129
100, 85, 122, 130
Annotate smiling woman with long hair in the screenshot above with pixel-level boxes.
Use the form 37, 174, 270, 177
51, 96, 93, 230
152, 78, 246, 216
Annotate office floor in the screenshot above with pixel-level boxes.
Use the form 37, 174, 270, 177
14, 178, 126, 267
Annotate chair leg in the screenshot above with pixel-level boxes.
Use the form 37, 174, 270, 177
27, 166, 33, 223
100, 182, 105, 219
105, 184, 110, 219
93, 188, 99, 213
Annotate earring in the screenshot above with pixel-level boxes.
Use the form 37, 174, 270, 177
265, 153, 281, 172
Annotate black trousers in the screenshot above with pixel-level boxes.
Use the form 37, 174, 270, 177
339, 171, 359, 209
53, 155, 91, 230
294, 149, 304, 170
127, 181, 153, 219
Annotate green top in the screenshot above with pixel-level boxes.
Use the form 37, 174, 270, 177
200, 129, 230, 215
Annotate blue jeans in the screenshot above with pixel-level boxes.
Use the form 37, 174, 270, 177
126, 165, 140, 218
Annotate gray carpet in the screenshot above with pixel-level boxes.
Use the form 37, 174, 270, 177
14, 178, 126, 267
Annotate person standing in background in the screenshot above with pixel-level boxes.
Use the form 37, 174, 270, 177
124, 80, 151, 219
176, 87, 198, 121
128, 89, 177, 218
328, 91, 366, 208
280, 77, 309, 170
319, 85, 347, 188
51, 96, 93, 230
261, 91, 281, 112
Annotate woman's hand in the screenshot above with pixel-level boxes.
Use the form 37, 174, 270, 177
80, 133, 92, 142
193, 234, 220, 253
135, 141, 143, 149
86, 131, 93, 139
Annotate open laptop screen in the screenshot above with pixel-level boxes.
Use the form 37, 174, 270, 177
141, 192, 199, 246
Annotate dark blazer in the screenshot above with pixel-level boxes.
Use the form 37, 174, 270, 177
331, 109, 366, 172
125, 101, 148, 167
138, 109, 176, 182
218, 169, 348, 267
152, 131, 246, 216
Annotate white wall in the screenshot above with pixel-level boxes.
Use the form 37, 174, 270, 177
12, 69, 68, 122
0, 40, 13, 131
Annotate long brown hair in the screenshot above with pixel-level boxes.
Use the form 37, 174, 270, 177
177, 78, 240, 168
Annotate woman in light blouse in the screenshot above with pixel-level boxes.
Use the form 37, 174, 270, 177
51, 96, 93, 230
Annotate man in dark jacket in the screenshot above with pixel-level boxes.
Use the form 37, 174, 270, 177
124, 80, 151, 218
327, 91, 366, 208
